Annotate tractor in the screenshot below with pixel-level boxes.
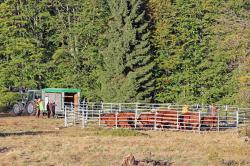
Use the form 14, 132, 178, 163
12, 89, 41, 116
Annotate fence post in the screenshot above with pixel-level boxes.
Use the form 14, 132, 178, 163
154, 112, 157, 130
71, 102, 75, 126
115, 110, 118, 129
64, 106, 67, 127
225, 105, 228, 122
135, 103, 138, 129
82, 106, 85, 128
176, 111, 179, 130
198, 111, 201, 133
217, 112, 220, 132
99, 109, 101, 126
101, 102, 104, 112
85, 102, 88, 122
236, 108, 239, 128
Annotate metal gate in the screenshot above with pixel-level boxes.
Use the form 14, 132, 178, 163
64, 102, 249, 132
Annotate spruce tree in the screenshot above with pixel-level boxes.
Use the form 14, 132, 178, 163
100, 0, 155, 102
46, 0, 108, 101
0, 2, 44, 105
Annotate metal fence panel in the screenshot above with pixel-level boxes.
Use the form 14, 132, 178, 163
64, 102, 249, 132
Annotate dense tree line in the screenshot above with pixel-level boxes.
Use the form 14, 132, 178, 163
0, 0, 249, 106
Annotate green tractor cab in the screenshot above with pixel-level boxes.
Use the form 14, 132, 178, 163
12, 90, 41, 116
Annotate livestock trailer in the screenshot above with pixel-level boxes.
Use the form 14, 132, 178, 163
42, 88, 80, 117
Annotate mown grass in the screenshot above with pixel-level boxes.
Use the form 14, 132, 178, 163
0, 117, 250, 166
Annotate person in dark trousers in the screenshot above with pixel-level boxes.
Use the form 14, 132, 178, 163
36, 98, 41, 118
52, 101, 56, 118
36, 98, 44, 118
47, 101, 52, 118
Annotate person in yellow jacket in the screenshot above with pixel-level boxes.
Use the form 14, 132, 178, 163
183, 105, 189, 113
36, 98, 44, 118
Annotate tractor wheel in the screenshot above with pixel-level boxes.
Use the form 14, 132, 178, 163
25, 101, 37, 115
12, 103, 23, 116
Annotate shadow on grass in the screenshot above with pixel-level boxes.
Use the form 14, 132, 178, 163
0, 130, 58, 137
93, 128, 149, 137
0, 112, 16, 118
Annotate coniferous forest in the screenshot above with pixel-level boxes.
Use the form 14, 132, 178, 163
0, 0, 249, 106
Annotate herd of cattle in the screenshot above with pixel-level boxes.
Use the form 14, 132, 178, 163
100, 109, 218, 131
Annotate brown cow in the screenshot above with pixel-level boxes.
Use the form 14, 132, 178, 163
201, 116, 218, 130
117, 112, 135, 128
100, 113, 116, 127
137, 112, 156, 129
156, 109, 179, 128
101, 112, 135, 128
180, 112, 200, 130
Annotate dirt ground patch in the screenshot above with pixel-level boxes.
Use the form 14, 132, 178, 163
0, 117, 249, 166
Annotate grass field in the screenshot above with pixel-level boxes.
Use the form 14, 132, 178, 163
0, 116, 249, 166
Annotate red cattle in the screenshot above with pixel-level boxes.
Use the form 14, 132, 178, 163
100, 113, 116, 127
117, 112, 135, 128
201, 116, 218, 130
180, 112, 200, 130
156, 109, 179, 128
137, 112, 156, 128
100, 112, 135, 128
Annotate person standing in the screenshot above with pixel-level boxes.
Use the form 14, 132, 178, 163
39, 99, 45, 118
36, 98, 44, 118
182, 105, 189, 114
210, 105, 217, 116
47, 101, 52, 118
52, 101, 56, 118
35, 98, 40, 118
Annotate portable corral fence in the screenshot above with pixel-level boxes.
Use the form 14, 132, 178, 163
64, 102, 249, 132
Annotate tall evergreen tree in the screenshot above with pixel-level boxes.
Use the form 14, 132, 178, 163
100, 0, 155, 102
45, 0, 108, 101
0, 1, 44, 105
151, 0, 242, 104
